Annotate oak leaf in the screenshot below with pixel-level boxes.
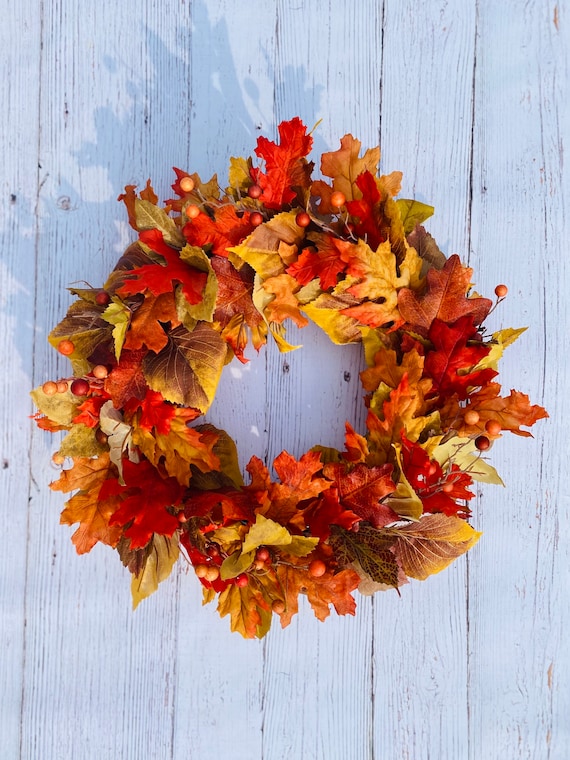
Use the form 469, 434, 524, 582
252, 117, 313, 209
275, 557, 360, 627
319, 133, 380, 203
261, 273, 309, 327
460, 382, 548, 437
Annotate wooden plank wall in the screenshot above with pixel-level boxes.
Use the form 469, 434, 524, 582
1, 1, 567, 757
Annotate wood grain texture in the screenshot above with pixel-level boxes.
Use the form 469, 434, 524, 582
1, 0, 567, 758
0, 2, 42, 757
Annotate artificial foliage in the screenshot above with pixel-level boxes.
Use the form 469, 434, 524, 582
32, 118, 547, 638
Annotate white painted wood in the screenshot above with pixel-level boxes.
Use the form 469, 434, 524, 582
1, 0, 567, 757
468, 2, 569, 758
0, 3, 42, 757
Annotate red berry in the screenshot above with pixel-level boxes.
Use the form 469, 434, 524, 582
495, 284, 508, 298
206, 544, 220, 558
331, 191, 346, 208
70, 378, 90, 397
485, 419, 502, 436
186, 204, 200, 219
180, 176, 195, 193
57, 339, 75, 356
296, 212, 311, 228
248, 184, 262, 199
236, 574, 249, 588
475, 435, 491, 451
309, 559, 326, 578
256, 547, 270, 562
95, 291, 111, 306
250, 212, 264, 226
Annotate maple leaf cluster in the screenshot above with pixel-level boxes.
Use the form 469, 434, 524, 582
31, 118, 547, 638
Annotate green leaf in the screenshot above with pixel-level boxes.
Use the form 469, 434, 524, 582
101, 298, 130, 361
396, 199, 435, 236
142, 321, 227, 412
329, 524, 400, 587
134, 198, 184, 247
131, 533, 180, 609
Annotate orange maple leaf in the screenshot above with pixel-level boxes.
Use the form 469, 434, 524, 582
275, 557, 360, 627
397, 254, 492, 335
52, 453, 122, 554
124, 291, 181, 353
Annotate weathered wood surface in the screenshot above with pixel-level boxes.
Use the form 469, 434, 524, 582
1, 1, 567, 757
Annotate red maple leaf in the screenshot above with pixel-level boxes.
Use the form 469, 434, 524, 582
117, 229, 207, 305
424, 316, 497, 401
183, 205, 255, 258
345, 171, 385, 250
124, 388, 178, 436
101, 458, 184, 549
286, 235, 348, 290
322, 462, 397, 528
399, 433, 474, 518
251, 117, 313, 209
104, 349, 149, 408
302, 488, 361, 540
72, 394, 110, 428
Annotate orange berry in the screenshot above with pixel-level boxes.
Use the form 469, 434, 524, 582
51, 452, 65, 466
256, 547, 270, 562
442, 482, 454, 493
309, 559, 327, 577
485, 419, 502, 436
204, 566, 220, 582
464, 409, 480, 426
296, 211, 311, 228
475, 435, 491, 451
180, 176, 195, 193
56, 380, 68, 393
194, 564, 209, 579
42, 381, 58, 396
57, 339, 75, 356
495, 284, 508, 298
331, 190, 346, 208
272, 600, 285, 614
92, 364, 108, 379
250, 212, 264, 226
186, 203, 200, 219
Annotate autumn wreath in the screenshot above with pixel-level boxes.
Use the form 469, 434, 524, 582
32, 118, 547, 638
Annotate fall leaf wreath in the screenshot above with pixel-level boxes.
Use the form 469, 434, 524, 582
32, 118, 547, 638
